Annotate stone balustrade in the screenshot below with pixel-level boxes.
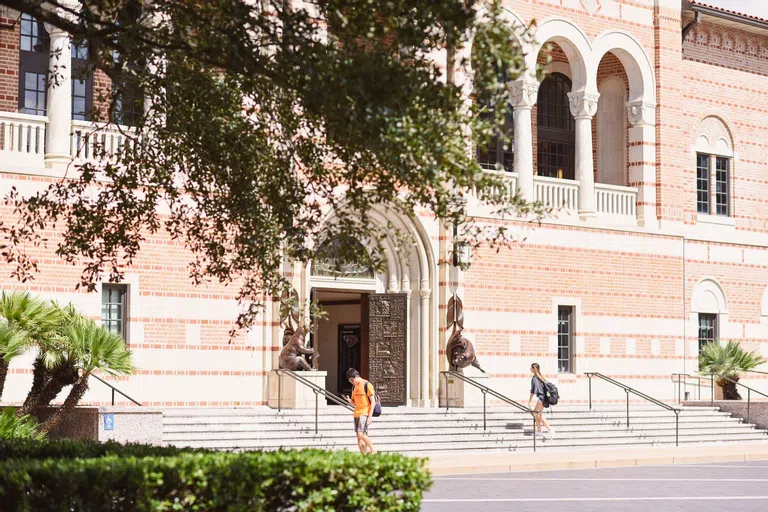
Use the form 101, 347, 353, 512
0, 112, 47, 168
70, 120, 135, 163
595, 183, 638, 224
534, 175, 579, 214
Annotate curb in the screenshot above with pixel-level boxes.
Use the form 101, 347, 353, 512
426, 441, 768, 475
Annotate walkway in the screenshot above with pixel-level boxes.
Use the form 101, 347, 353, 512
424, 460, 768, 512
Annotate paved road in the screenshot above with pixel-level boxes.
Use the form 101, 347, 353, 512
423, 460, 768, 512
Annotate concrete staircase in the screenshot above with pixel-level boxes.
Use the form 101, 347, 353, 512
162, 405, 768, 454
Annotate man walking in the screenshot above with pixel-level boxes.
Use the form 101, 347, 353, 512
343, 368, 377, 454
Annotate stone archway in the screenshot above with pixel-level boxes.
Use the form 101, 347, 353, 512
305, 207, 437, 407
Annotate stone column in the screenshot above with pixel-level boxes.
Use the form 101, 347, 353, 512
419, 287, 430, 406
44, 24, 73, 169
627, 101, 658, 228
510, 80, 538, 202
568, 91, 600, 220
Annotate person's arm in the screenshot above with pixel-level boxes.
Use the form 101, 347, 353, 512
366, 386, 375, 424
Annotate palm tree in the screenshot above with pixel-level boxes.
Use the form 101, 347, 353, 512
18, 304, 83, 417
699, 340, 765, 400
0, 323, 27, 400
41, 319, 134, 433
0, 291, 62, 402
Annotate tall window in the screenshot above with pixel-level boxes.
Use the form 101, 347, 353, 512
557, 306, 574, 373
537, 73, 575, 180
715, 156, 729, 216
696, 153, 710, 214
698, 313, 717, 352
19, 14, 49, 116
476, 109, 514, 172
102, 285, 129, 341
112, 1, 144, 126
72, 40, 93, 121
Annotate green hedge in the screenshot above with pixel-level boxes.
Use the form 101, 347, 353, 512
0, 438, 209, 460
0, 448, 431, 511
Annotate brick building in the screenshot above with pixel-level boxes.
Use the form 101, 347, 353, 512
0, 0, 767, 408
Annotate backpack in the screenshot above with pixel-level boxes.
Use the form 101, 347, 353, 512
542, 380, 559, 406
364, 381, 382, 417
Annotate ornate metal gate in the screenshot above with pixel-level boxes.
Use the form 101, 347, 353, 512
367, 293, 407, 406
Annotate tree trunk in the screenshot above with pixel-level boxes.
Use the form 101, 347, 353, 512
722, 380, 742, 400
0, 358, 9, 402
18, 356, 52, 417
40, 375, 89, 434
19, 361, 79, 418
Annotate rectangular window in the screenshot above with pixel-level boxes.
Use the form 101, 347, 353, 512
23, 72, 47, 116
698, 313, 717, 352
696, 153, 710, 214
715, 157, 729, 216
20, 14, 49, 53
113, 80, 143, 126
102, 285, 128, 341
72, 78, 88, 121
557, 306, 573, 373
476, 109, 514, 172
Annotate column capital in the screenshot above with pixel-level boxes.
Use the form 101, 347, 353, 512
509, 80, 539, 109
567, 91, 600, 119
626, 100, 657, 126
43, 1, 80, 37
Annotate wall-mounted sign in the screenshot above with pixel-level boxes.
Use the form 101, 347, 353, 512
103, 413, 115, 431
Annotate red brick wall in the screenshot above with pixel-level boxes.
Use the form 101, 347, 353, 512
0, 13, 19, 112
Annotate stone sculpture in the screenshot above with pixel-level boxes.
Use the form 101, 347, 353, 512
278, 325, 318, 371
445, 295, 485, 373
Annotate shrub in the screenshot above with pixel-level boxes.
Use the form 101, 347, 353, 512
0, 448, 430, 511
0, 409, 46, 441
0, 438, 205, 460
699, 340, 765, 400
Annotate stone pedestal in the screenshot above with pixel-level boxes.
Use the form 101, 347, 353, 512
267, 370, 328, 409
439, 369, 490, 408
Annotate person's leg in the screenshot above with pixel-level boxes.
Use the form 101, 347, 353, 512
534, 402, 545, 433
362, 433, 376, 454
536, 403, 554, 436
355, 432, 367, 453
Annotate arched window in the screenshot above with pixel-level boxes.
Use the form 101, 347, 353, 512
537, 72, 575, 180
312, 236, 374, 279
694, 116, 733, 217
18, 14, 50, 116
596, 78, 627, 186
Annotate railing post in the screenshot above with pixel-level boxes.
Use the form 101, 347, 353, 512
482, 390, 487, 431
588, 374, 592, 410
112, 388, 115, 406
675, 411, 679, 447
278, 371, 282, 413
444, 372, 449, 411
626, 389, 630, 430
748, 388, 751, 424
315, 390, 319, 434
711, 374, 714, 406
532, 412, 536, 453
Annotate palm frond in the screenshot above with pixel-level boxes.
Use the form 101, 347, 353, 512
699, 340, 765, 379
0, 323, 29, 362
65, 319, 135, 377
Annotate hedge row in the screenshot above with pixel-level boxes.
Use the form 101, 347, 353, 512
0, 448, 431, 511
0, 438, 209, 460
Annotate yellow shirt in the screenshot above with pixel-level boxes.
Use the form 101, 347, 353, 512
352, 380, 375, 418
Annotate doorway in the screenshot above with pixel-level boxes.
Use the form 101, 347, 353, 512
313, 289, 366, 397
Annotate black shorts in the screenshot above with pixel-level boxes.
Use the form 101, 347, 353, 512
354, 417, 370, 434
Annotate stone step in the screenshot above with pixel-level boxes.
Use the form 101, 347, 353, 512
168, 433, 768, 452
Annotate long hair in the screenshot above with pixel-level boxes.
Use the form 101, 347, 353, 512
531, 363, 547, 383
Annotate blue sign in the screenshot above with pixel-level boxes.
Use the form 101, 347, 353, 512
103, 414, 114, 431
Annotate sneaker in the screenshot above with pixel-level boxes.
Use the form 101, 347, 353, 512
545, 430, 556, 440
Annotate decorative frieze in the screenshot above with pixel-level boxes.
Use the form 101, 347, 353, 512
509, 79, 539, 109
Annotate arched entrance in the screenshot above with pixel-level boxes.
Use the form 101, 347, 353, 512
304, 208, 437, 407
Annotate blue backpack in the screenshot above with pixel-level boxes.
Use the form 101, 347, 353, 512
364, 381, 382, 417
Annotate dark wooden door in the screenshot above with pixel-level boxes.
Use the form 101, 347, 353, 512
338, 324, 361, 397
367, 293, 407, 406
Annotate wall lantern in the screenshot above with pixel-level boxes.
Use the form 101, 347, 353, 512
452, 240, 471, 271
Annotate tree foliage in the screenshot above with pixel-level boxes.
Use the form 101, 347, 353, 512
0, 0, 544, 331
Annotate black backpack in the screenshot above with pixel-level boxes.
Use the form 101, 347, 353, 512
364, 381, 382, 417
543, 381, 559, 406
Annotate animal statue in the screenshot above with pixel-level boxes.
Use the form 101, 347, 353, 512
445, 295, 485, 373
278, 326, 318, 371
446, 328, 485, 373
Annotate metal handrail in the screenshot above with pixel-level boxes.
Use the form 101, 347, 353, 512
705, 373, 768, 424
585, 372, 681, 446
743, 369, 768, 377
671, 373, 714, 404
90, 374, 142, 406
274, 369, 353, 434
440, 370, 541, 452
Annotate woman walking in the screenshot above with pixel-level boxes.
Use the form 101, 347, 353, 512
528, 363, 555, 439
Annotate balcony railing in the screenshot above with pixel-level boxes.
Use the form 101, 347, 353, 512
595, 183, 638, 224
0, 113, 47, 169
70, 120, 135, 163
473, 171, 638, 225
534, 175, 579, 214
